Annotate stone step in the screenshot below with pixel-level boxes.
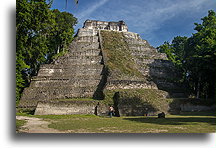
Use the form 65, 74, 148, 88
128, 44, 156, 51
21, 86, 98, 100
132, 53, 166, 60
70, 49, 101, 57
40, 63, 103, 70
30, 79, 101, 88
67, 42, 100, 52
32, 74, 103, 81
135, 59, 173, 68
125, 38, 149, 46
106, 79, 158, 90
38, 66, 103, 77
49, 56, 103, 66
130, 50, 167, 60
74, 36, 99, 43
76, 28, 98, 37
122, 31, 141, 40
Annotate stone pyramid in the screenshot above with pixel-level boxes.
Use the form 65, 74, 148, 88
19, 20, 186, 115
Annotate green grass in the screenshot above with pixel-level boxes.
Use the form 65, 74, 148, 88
16, 119, 27, 131
39, 112, 215, 133
16, 112, 215, 133
100, 30, 143, 79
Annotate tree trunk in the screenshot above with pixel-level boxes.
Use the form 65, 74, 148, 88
57, 46, 60, 54
196, 76, 201, 99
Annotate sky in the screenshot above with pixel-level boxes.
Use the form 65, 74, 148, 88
50, 0, 216, 47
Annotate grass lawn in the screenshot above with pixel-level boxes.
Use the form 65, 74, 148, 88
22, 112, 214, 133
16, 119, 27, 132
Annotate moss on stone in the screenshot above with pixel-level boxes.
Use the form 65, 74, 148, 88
100, 30, 143, 79
103, 89, 169, 113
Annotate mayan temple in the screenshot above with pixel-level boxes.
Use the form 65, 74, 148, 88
19, 20, 186, 116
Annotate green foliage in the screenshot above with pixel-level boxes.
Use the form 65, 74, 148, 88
16, 0, 77, 102
48, 9, 77, 61
157, 10, 216, 100
51, 49, 68, 60
184, 10, 216, 99
16, 119, 27, 131
100, 30, 143, 79
157, 37, 188, 67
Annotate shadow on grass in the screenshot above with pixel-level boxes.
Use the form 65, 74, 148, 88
179, 111, 216, 117
123, 117, 216, 125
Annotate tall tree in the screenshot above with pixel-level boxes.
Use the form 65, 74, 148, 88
158, 10, 216, 99
16, 0, 77, 101
185, 10, 216, 99
16, 0, 55, 100
47, 9, 77, 61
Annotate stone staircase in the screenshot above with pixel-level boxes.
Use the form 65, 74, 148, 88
123, 32, 186, 98
19, 28, 104, 108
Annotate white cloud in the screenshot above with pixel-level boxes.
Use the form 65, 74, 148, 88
125, 0, 207, 35
73, 0, 215, 46
76, 0, 109, 20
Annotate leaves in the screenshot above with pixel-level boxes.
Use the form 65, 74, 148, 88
16, 0, 77, 101
157, 10, 216, 99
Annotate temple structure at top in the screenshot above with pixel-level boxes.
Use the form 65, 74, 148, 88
83, 20, 128, 32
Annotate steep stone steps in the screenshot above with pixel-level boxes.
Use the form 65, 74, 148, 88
19, 89, 98, 108
69, 42, 100, 50
106, 79, 158, 90
39, 62, 103, 69
32, 74, 102, 81
76, 28, 98, 37
124, 38, 149, 46
122, 31, 141, 40
74, 36, 99, 43
30, 79, 101, 88
70, 49, 101, 57
19, 27, 104, 109
52, 54, 102, 65
21, 85, 98, 100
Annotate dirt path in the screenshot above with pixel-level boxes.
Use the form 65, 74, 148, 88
16, 116, 64, 133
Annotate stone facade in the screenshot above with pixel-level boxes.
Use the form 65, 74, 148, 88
83, 20, 128, 32
19, 25, 104, 108
19, 20, 187, 115
34, 100, 108, 115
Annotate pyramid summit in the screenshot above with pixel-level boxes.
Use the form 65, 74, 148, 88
18, 20, 186, 116
83, 20, 128, 32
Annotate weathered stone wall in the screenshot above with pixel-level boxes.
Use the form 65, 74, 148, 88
34, 100, 108, 115
109, 89, 170, 116
122, 31, 185, 97
19, 25, 104, 109
83, 20, 128, 32
180, 103, 216, 112
106, 80, 158, 90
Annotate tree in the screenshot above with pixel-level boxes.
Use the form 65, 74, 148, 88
16, 0, 77, 101
16, 0, 55, 100
47, 9, 77, 61
157, 41, 176, 63
184, 10, 216, 99
158, 10, 216, 99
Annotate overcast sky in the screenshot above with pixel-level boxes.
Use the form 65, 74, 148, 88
51, 0, 216, 47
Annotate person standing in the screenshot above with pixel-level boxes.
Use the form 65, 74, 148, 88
109, 106, 114, 118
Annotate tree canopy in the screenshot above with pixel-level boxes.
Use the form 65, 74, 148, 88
16, 0, 77, 101
157, 10, 216, 99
